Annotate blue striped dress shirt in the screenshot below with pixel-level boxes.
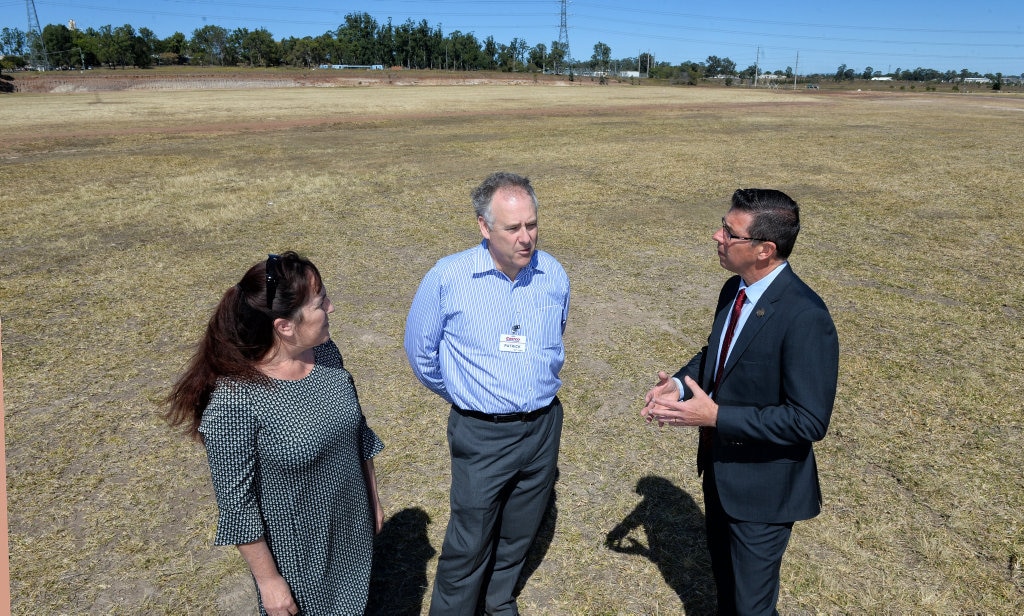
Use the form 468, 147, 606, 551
405, 240, 570, 414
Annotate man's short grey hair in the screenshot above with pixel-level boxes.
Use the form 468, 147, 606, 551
471, 172, 539, 229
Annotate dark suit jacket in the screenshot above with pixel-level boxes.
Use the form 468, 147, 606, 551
675, 266, 839, 524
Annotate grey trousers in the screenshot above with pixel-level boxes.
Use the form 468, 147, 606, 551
429, 400, 563, 616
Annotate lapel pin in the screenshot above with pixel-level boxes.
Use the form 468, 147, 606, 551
756, 309, 766, 317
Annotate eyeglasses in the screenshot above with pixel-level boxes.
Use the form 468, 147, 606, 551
721, 217, 767, 243
265, 254, 281, 309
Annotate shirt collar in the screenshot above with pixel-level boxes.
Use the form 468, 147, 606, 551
473, 239, 539, 278
740, 261, 788, 305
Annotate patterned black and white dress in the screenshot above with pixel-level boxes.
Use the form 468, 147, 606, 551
199, 339, 385, 615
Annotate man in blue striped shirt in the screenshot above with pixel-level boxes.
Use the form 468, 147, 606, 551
405, 172, 570, 615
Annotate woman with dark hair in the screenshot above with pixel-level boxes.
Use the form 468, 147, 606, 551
166, 251, 384, 616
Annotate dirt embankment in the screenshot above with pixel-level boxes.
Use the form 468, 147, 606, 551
2, 68, 596, 93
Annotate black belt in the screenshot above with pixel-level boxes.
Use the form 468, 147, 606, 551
453, 396, 559, 423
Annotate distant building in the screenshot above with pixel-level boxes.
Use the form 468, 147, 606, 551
871, 76, 892, 81
318, 64, 384, 71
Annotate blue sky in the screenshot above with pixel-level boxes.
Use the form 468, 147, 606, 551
3, 0, 1022, 75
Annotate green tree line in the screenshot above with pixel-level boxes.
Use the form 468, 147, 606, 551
2, 13, 1017, 85
0, 13, 570, 73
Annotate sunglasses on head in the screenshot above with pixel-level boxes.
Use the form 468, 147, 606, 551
265, 254, 281, 309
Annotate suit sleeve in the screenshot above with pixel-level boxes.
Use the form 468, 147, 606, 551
673, 276, 740, 399
672, 347, 706, 400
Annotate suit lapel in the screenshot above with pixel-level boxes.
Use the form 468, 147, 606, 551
705, 276, 741, 389
718, 267, 795, 383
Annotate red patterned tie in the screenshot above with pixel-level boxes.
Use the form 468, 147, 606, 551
699, 288, 747, 475
714, 288, 747, 394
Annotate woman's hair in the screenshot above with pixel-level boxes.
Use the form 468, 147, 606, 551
165, 251, 322, 439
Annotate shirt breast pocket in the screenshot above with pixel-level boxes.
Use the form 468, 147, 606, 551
535, 304, 564, 350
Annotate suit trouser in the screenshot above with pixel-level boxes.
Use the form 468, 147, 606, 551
429, 401, 562, 616
703, 465, 793, 616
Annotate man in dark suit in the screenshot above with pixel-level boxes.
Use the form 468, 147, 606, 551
643, 188, 839, 616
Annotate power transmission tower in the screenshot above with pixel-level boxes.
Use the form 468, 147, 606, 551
557, 0, 571, 72
26, 0, 49, 69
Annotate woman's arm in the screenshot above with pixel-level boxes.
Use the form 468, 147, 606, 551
236, 538, 299, 616
362, 457, 384, 534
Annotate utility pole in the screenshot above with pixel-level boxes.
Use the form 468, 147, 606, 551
793, 51, 799, 90
753, 46, 760, 88
26, 0, 49, 70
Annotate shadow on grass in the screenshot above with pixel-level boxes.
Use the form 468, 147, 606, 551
366, 476, 559, 614
605, 475, 716, 615
366, 507, 436, 615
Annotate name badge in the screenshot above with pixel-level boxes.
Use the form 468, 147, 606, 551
499, 334, 527, 353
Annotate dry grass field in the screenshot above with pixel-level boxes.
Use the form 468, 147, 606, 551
1, 77, 1022, 614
